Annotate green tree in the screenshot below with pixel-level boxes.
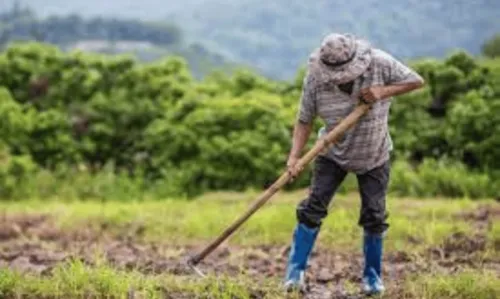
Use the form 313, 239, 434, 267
482, 33, 500, 58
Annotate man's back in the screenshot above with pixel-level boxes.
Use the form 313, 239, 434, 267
299, 48, 422, 174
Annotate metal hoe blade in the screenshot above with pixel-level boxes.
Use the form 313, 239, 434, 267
187, 258, 206, 278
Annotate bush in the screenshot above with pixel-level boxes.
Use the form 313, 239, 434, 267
0, 144, 38, 199
482, 33, 500, 58
0, 42, 500, 200
142, 91, 294, 196
389, 159, 496, 199
0, 86, 31, 151
445, 90, 500, 171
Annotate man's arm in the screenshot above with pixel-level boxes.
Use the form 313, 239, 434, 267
288, 121, 313, 161
361, 52, 425, 102
287, 120, 313, 179
380, 79, 424, 99
361, 80, 424, 103
287, 73, 316, 176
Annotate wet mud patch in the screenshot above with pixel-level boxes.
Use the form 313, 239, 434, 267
452, 203, 500, 253
428, 232, 487, 259
454, 203, 500, 231
442, 232, 487, 256
0, 213, 50, 241
426, 203, 500, 272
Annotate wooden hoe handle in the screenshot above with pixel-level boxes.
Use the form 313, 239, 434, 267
188, 103, 371, 266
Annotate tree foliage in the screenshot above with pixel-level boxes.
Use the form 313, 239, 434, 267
482, 33, 500, 58
0, 41, 499, 199
0, 6, 182, 46
0, 5, 232, 79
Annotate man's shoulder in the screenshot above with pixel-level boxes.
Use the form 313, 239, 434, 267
370, 48, 397, 67
304, 49, 322, 86
307, 47, 321, 65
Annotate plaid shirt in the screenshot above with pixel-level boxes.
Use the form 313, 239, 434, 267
297, 49, 423, 174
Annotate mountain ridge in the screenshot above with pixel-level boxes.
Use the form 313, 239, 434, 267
2, 0, 499, 79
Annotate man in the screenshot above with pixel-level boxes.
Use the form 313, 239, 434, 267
284, 33, 424, 295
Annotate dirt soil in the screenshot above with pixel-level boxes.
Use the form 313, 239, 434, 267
0, 205, 499, 299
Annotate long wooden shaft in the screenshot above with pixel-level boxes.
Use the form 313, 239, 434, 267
188, 104, 370, 266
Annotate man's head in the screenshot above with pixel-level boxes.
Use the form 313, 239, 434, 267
319, 33, 358, 67
308, 33, 373, 85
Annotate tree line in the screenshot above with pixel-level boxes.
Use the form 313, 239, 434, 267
0, 4, 232, 79
1, 42, 499, 200
0, 5, 181, 47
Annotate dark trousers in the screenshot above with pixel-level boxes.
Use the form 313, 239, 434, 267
296, 155, 390, 235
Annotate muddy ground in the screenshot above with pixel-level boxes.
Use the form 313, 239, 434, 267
0, 205, 499, 299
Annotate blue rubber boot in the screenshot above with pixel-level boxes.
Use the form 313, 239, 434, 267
362, 232, 385, 295
283, 222, 320, 292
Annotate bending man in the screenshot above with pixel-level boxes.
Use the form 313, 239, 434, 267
284, 33, 424, 295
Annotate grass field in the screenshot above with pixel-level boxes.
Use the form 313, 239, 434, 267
0, 189, 499, 298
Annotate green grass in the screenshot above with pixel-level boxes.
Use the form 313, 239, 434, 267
0, 259, 284, 299
0, 260, 159, 298
0, 191, 498, 298
0, 260, 498, 299
0, 190, 488, 252
403, 270, 500, 299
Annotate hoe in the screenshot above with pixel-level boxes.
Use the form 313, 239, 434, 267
186, 102, 371, 277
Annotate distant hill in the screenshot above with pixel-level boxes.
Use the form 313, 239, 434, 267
0, 5, 234, 78
2, 0, 500, 79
